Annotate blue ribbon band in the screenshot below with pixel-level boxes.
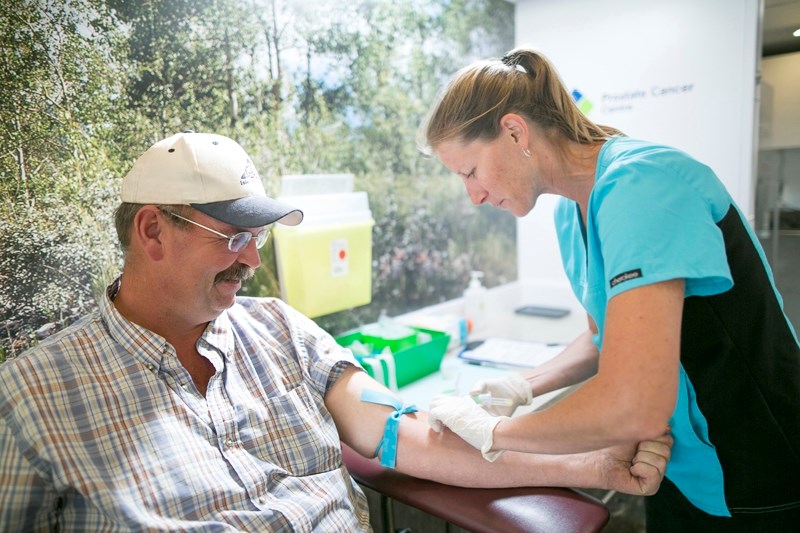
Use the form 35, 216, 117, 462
360, 389, 418, 468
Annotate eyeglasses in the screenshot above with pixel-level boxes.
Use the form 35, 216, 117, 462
162, 210, 270, 253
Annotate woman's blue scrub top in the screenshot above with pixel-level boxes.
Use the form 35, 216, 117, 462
554, 137, 800, 517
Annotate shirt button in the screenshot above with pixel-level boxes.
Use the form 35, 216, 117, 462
225, 438, 234, 447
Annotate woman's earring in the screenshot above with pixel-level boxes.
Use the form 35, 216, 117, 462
522, 148, 532, 159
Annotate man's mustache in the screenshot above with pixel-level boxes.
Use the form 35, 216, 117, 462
215, 264, 255, 284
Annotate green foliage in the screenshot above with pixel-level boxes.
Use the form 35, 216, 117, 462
0, 1, 125, 204
0, 0, 126, 355
1, 0, 516, 355
0, 193, 119, 358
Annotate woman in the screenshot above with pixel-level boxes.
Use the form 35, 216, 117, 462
422, 47, 800, 531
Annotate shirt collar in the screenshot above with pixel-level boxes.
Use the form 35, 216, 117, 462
203, 310, 235, 362
101, 277, 235, 368
101, 277, 168, 372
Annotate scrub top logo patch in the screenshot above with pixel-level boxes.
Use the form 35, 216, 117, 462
610, 269, 642, 288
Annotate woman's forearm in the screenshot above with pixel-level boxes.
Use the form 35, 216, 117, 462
522, 328, 599, 395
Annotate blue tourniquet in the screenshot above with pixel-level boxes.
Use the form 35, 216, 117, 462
360, 389, 418, 468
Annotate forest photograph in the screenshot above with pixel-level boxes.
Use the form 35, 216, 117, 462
0, 0, 517, 360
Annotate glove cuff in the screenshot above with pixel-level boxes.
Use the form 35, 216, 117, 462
509, 373, 534, 405
479, 416, 509, 462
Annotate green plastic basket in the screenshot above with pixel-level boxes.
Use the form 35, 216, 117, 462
336, 326, 450, 388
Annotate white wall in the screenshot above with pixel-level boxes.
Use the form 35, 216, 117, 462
512, 0, 760, 305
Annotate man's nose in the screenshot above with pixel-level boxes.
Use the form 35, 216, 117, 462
237, 237, 262, 268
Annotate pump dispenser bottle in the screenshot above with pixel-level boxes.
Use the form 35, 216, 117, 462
463, 270, 487, 333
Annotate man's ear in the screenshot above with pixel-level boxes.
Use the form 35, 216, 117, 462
500, 113, 529, 147
133, 206, 166, 261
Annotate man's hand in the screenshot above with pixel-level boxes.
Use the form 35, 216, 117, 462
594, 432, 673, 496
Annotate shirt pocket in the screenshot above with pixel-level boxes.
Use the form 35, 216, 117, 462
237, 382, 341, 476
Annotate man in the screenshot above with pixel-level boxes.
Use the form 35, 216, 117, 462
0, 131, 671, 531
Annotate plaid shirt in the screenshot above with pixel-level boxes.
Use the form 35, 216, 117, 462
0, 284, 371, 532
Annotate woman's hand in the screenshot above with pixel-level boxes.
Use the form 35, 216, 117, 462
428, 395, 509, 461
470, 372, 533, 416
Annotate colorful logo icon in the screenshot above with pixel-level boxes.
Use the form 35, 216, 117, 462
571, 89, 593, 115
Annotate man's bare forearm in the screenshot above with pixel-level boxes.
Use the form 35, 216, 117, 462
394, 411, 600, 489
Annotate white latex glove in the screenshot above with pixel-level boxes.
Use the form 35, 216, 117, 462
470, 372, 533, 416
428, 395, 508, 462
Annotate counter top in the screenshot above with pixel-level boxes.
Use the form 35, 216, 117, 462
395, 281, 585, 410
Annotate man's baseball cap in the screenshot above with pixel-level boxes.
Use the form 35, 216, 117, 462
121, 131, 303, 228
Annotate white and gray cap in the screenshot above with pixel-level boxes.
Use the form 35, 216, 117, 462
121, 131, 303, 228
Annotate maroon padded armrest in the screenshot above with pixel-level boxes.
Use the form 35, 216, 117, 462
341, 444, 609, 533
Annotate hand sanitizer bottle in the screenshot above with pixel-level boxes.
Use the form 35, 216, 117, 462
463, 270, 487, 333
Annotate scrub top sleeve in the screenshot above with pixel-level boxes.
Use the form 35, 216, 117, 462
593, 169, 733, 299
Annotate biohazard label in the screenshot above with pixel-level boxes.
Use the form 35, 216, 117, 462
331, 238, 349, 277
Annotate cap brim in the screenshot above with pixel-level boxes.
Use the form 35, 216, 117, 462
192, 196, 303, 228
